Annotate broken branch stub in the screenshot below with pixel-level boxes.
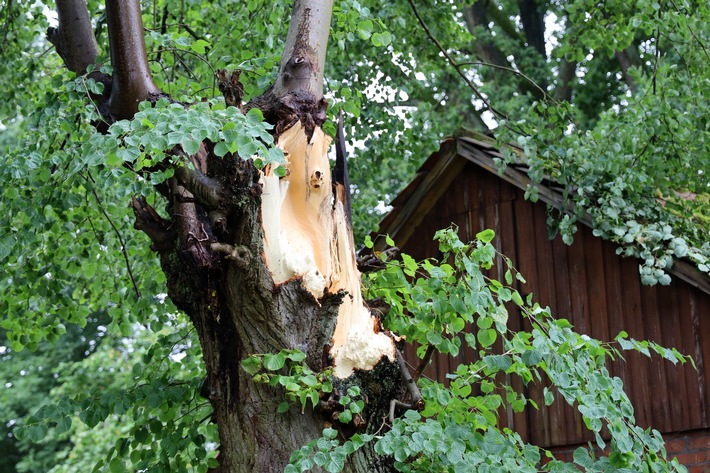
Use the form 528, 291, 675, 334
260, 122, 395, 378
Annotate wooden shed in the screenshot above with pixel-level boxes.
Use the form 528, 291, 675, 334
374, 132, 710, 471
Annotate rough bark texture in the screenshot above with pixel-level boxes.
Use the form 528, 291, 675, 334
272, 0, 334, 99
137, 102, 402, 473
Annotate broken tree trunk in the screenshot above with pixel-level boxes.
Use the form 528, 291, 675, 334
51, 0, 405, 470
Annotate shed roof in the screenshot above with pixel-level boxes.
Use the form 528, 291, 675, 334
375, 131, 710, 296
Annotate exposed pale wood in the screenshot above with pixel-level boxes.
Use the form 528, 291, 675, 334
261, 122, 394, 378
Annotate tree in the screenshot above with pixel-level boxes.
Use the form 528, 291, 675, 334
0, 0, 706, 472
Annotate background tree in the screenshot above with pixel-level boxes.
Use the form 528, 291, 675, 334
0, 0, 706, 472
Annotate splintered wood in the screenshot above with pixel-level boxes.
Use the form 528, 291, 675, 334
260, 122, 394, 378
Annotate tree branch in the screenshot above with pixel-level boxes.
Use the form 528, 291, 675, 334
174, 164, 223, 210
517, 0, 546, 58
131, 195, 176, 252
408, 0, 507, 121
553, 58, 577, 102
106, 0, 161, 119
84, 171, 141, 299
48, 0, 99, 74
333, 108, 352, 224
395, 347, 422, 407
413, 344, 436, 382
615, 45, 642, 94
272, 0, 334, 99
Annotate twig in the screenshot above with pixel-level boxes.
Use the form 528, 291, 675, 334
84, 171, 141, 299
668, 0, 710, 61
406, 0, 507, 121
389, 399, 412, 425
413, 344, 435, 382
395, 347, 423, 407
457, 60, 552, 102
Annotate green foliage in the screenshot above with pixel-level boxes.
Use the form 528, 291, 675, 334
242, 349, 343, 416
493, 0, 710, 281
13, 314, 218, 473
287, 428, 373, 473
361, 228, 689, 472
97, 98, 285, 177
246, 229, 691, 472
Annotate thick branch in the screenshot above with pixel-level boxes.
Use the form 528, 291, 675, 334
272, 0, 334, 98
553, 58, 576, 102
48, 0, 99, 74
174, 164, 223, 210
333, 109, 352, 224
106, 0, 161, 119
131, 195, 176, 252
517, 0, 546, 58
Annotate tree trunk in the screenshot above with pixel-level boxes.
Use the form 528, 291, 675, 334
95, 0, 404, 471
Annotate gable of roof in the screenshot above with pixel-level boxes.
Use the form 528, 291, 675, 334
376, 131, 710, 296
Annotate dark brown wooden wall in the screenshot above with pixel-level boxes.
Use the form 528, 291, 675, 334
399, 161, 710, 448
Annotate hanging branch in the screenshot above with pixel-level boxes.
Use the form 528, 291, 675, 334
105, 0, 161, 119
272, 0, 334, 99
84, 171, 141, 299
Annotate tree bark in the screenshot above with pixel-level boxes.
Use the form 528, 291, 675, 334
554, 58, 576, 102
48, 0, 99, 74
517, 0, 546, 58
50, 0, 404, 469
105, 0, 161, 118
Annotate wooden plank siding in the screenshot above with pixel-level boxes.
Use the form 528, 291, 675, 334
387, 158, 710, 448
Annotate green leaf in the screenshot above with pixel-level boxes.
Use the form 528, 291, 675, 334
339, 406, 354, 423
357, 20, 374, 40
286, 350, 306, 362
190, 39, 210, 54
214, 142, 229, 157
27, 424, 48, 442
263, 352, 286, 371
477, 328, 497, 348
182, 137, 201, 156
241, 356, 263, 375
476, 229, 495, 243
109, 458, 124, 473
